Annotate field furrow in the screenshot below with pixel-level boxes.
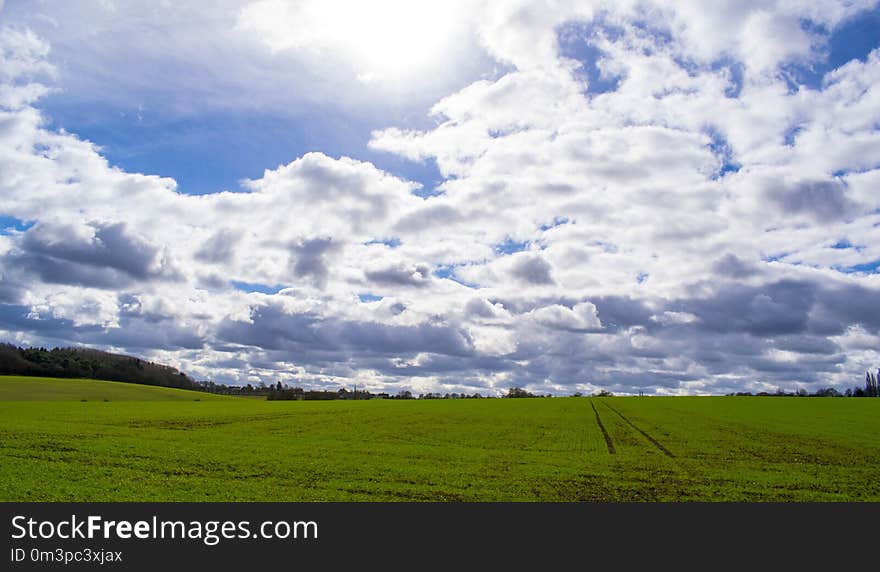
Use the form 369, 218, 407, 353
589, 399, 615, 455
601, 401, 675, 458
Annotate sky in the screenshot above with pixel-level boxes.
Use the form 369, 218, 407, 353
1, 0, 879, 396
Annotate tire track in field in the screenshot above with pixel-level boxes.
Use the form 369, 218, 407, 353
602, 402, 675, 459
589, 400, 615, 455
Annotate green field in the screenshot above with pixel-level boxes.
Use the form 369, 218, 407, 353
0, 376, 230, 402
1, 375, 879, 501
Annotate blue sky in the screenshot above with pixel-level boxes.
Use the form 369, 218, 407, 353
1, 1, 880, 395
39, 90, 448, 196
794, 6, 880, 86
3, 0, 490, 196
26, 3, 879, 197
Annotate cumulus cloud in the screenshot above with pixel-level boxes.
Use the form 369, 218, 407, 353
196, 229, 242, 264
290, 237, 339, 289
365, 263, 433, 288
509, 254, 556, 286
763, 178, 857, 222
526, 302, 602, 332
5, 221, 181, 289
0, 2, 879, 395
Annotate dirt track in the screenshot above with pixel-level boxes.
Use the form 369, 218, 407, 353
590, 399, 616, 455
602, 401, 675, 458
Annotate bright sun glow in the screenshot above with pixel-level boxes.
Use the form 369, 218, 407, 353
239, 0, 466, 87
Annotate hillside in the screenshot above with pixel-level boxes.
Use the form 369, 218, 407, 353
0, 375, 228, 401
0, 343, 197, 389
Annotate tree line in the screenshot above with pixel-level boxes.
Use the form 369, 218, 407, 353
0, 343, 198, 390
204, 382, 550, 400
208, 381, 488, 400
727, 370, 880, 398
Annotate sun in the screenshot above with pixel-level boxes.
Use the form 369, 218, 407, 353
239, 0, 468, 89
331, 0, 461, 82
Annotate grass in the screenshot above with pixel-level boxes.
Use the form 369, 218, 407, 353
1, 375, 879, 501
0, 375, 229, 402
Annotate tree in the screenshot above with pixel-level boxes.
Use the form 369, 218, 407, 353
505, 387, 536, 398
866, 371, 879, 397
813, 387, 841, 397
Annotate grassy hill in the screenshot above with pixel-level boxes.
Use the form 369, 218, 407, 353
0, 343, 198, 390
0, 375, 228, 401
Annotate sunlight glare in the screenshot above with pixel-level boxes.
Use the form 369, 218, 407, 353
240, 0, 467, 88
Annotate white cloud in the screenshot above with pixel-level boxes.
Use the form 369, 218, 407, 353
526, 302, 602, 331
237, 0, 476, 89
1, 2, 879, 394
